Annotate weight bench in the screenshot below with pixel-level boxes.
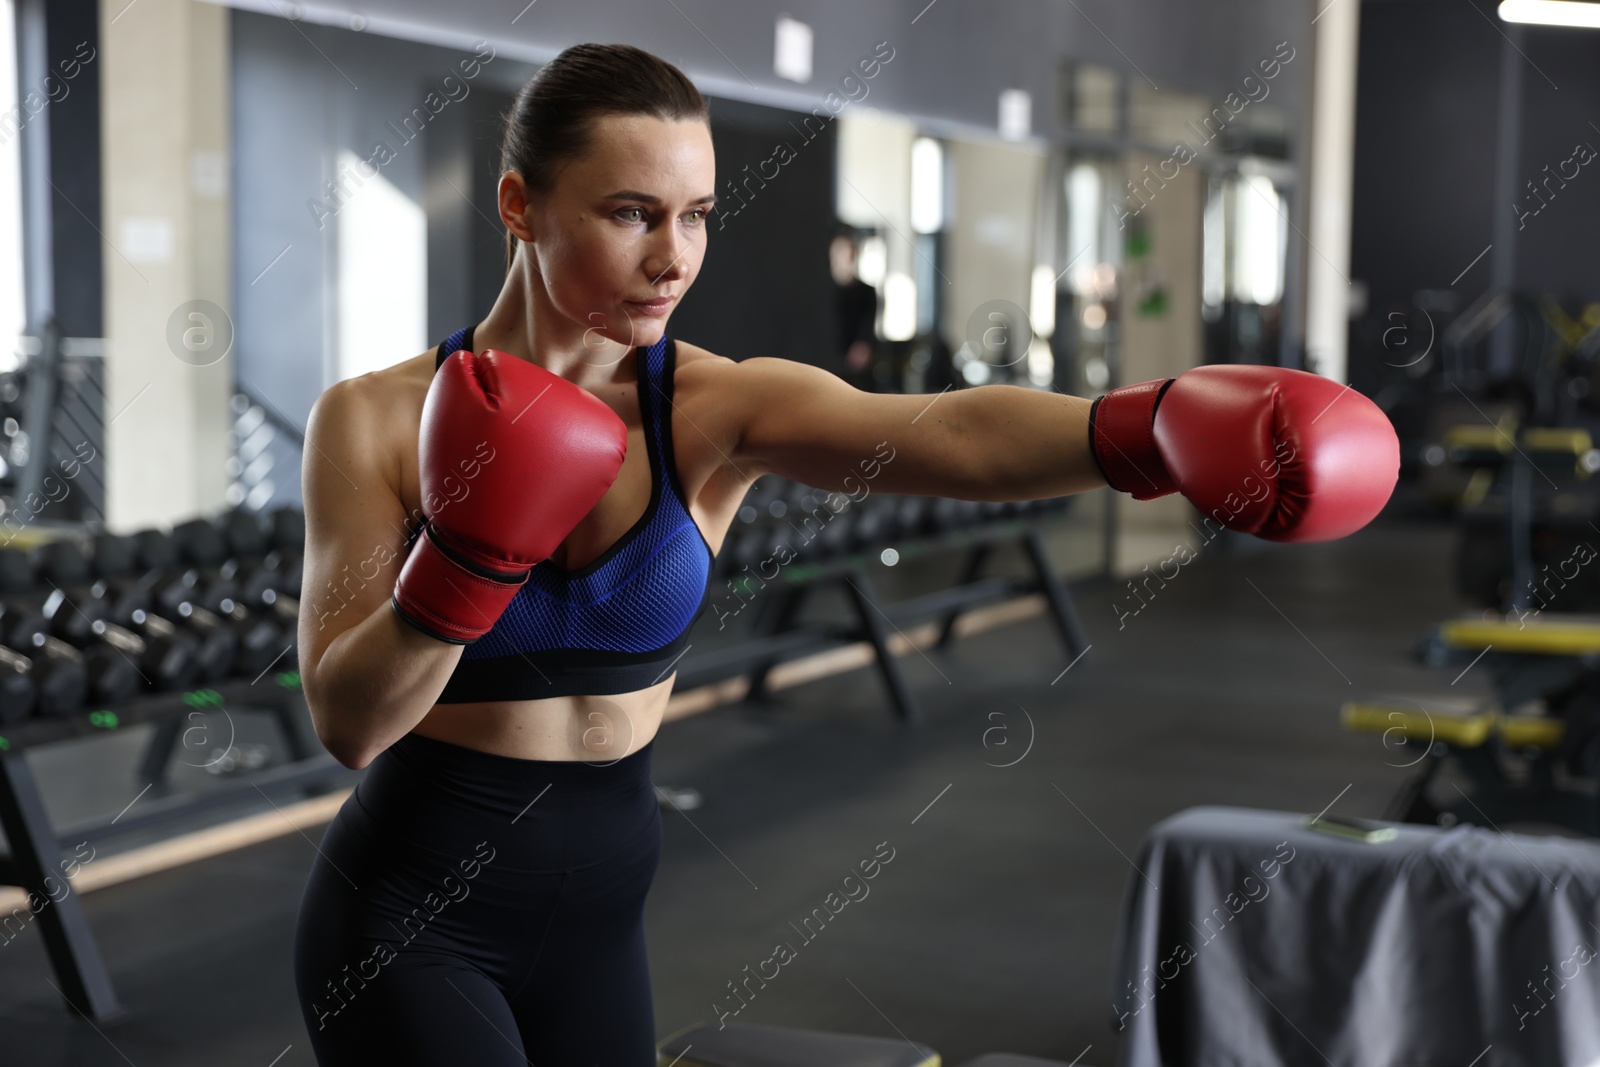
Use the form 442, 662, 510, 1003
0, 673, 351, 1022
656, 1021, 1085, 1067
676, 519, 1088, 726
1343, 613, 1600, 834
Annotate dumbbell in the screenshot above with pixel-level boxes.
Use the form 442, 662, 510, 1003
0, 548, 35, 595
156, 521, 294, 671
228, 551, 302, 643
0, 596, 138, 708
33, 536, 93, 588
784, 496, 849, 563
106, 570, 235, 682
0, 600, 92, 719
168, 521, 226, 573
0, 647, 37, 724
231, 554, 301, 669
268, 505, 305, 553
234, 550, 303, 611
928, 497, 983, 533
848, 495, 898, 551
728, 524, 774, 575
0, 544, 83, 719
14, 637, 87, 717
152, 545, 286, 618
814, 505, 854, 559
41, 579, 203, 694
157, 567, 287, 678
214, 509, 271, 561
182, 509, 299, 568
122, 529, 298, 680
89, 531, 140, 581
893, 496, 929, 541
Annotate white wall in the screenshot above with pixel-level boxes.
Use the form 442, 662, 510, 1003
0, 0, 25, 363
100, 0, 233, 532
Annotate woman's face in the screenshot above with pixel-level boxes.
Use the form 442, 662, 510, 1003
524, 113, 716, 357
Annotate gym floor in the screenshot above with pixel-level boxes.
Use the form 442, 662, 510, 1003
0, 512, 1475, 1066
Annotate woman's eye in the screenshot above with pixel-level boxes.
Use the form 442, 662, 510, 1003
618, 207, 645, 223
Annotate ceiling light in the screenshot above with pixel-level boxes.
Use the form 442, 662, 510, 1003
1499, 0, 1600, 28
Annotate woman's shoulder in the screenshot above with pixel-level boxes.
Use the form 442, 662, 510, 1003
306, 350, 435, 463
314, 350, 435, 415
670, 338, 737, 393
672, 338, 735, 371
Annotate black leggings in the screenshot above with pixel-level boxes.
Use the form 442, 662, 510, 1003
293, 732, 662, 1066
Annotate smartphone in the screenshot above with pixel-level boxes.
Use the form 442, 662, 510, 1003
1302, 813, 1399, 844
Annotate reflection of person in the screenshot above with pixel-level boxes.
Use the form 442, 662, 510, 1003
830, 228, 878, 390
293, 41, 1402, 1067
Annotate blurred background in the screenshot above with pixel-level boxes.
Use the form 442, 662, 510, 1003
0, 1, 1599, 1065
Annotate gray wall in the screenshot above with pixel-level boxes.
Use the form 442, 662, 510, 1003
1350, 0, 1600, 391
232, 12, 541, 507
223, 0, 1311, 141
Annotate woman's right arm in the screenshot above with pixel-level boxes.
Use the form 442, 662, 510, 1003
297, 379, 462, 770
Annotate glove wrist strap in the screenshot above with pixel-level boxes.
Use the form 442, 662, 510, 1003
1089, 379, 1180, 501
391, 523, 528, 644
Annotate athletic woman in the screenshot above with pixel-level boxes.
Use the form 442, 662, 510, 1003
292, 42, 1397, 1066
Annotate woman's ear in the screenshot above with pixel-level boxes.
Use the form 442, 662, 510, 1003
498, 171, 538, 243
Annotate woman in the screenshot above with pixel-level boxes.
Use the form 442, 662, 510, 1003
292, 42, 1396, 1066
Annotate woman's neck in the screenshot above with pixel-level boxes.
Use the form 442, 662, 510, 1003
474, 253, 634, 384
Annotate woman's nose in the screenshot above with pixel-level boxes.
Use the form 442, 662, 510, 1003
645, 231, 689, 284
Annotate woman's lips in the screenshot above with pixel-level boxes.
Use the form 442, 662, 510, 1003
625, 297, 675, 317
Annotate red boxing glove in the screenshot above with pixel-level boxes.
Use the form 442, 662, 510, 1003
1089, 365, 1399, 543
392, 349, 628, 643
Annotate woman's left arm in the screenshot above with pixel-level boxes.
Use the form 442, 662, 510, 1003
689, 352, 1401, 544
718, 356, 1107, 501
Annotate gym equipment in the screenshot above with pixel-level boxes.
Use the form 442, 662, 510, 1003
1343, 614, 1600, 835
676, 475, 1085, 725
212, 508, 270, 560
267, 503, 305, 552
0, 546, 35, 593
14, 635, 88, 718
1443, 418, 1600, 613
41, 577, 204, 693
658, 1022, 936, 1066
0, 647, 37, 724
89, 531, 138, 580
0, 505, 320, 1024
160, 572, 286, 679
0, 597, 138, 707
0, 671, 344, 1024
1116, 805, 1600, 1063
656, 1021, 1084, 1067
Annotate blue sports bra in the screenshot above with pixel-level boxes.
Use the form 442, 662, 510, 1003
417, 326, 715, 702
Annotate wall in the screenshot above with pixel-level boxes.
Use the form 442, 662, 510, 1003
99, 0, 233, 531
667, 95, 838, 366
232, 13, 839, 422
232, 12, 514, 418
942, 136, 1046, 360
1114, 148, 1204, 572
209, 0, 1311, 157
1351, 0, 1600, 352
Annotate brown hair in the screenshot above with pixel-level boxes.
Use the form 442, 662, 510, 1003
499, 43, 711, 271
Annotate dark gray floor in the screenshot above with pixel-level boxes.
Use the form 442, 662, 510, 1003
0, 515, 1482, 1066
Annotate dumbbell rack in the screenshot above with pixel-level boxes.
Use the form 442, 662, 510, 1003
0, 672, 351, 1023
677, 516, 1089, 723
